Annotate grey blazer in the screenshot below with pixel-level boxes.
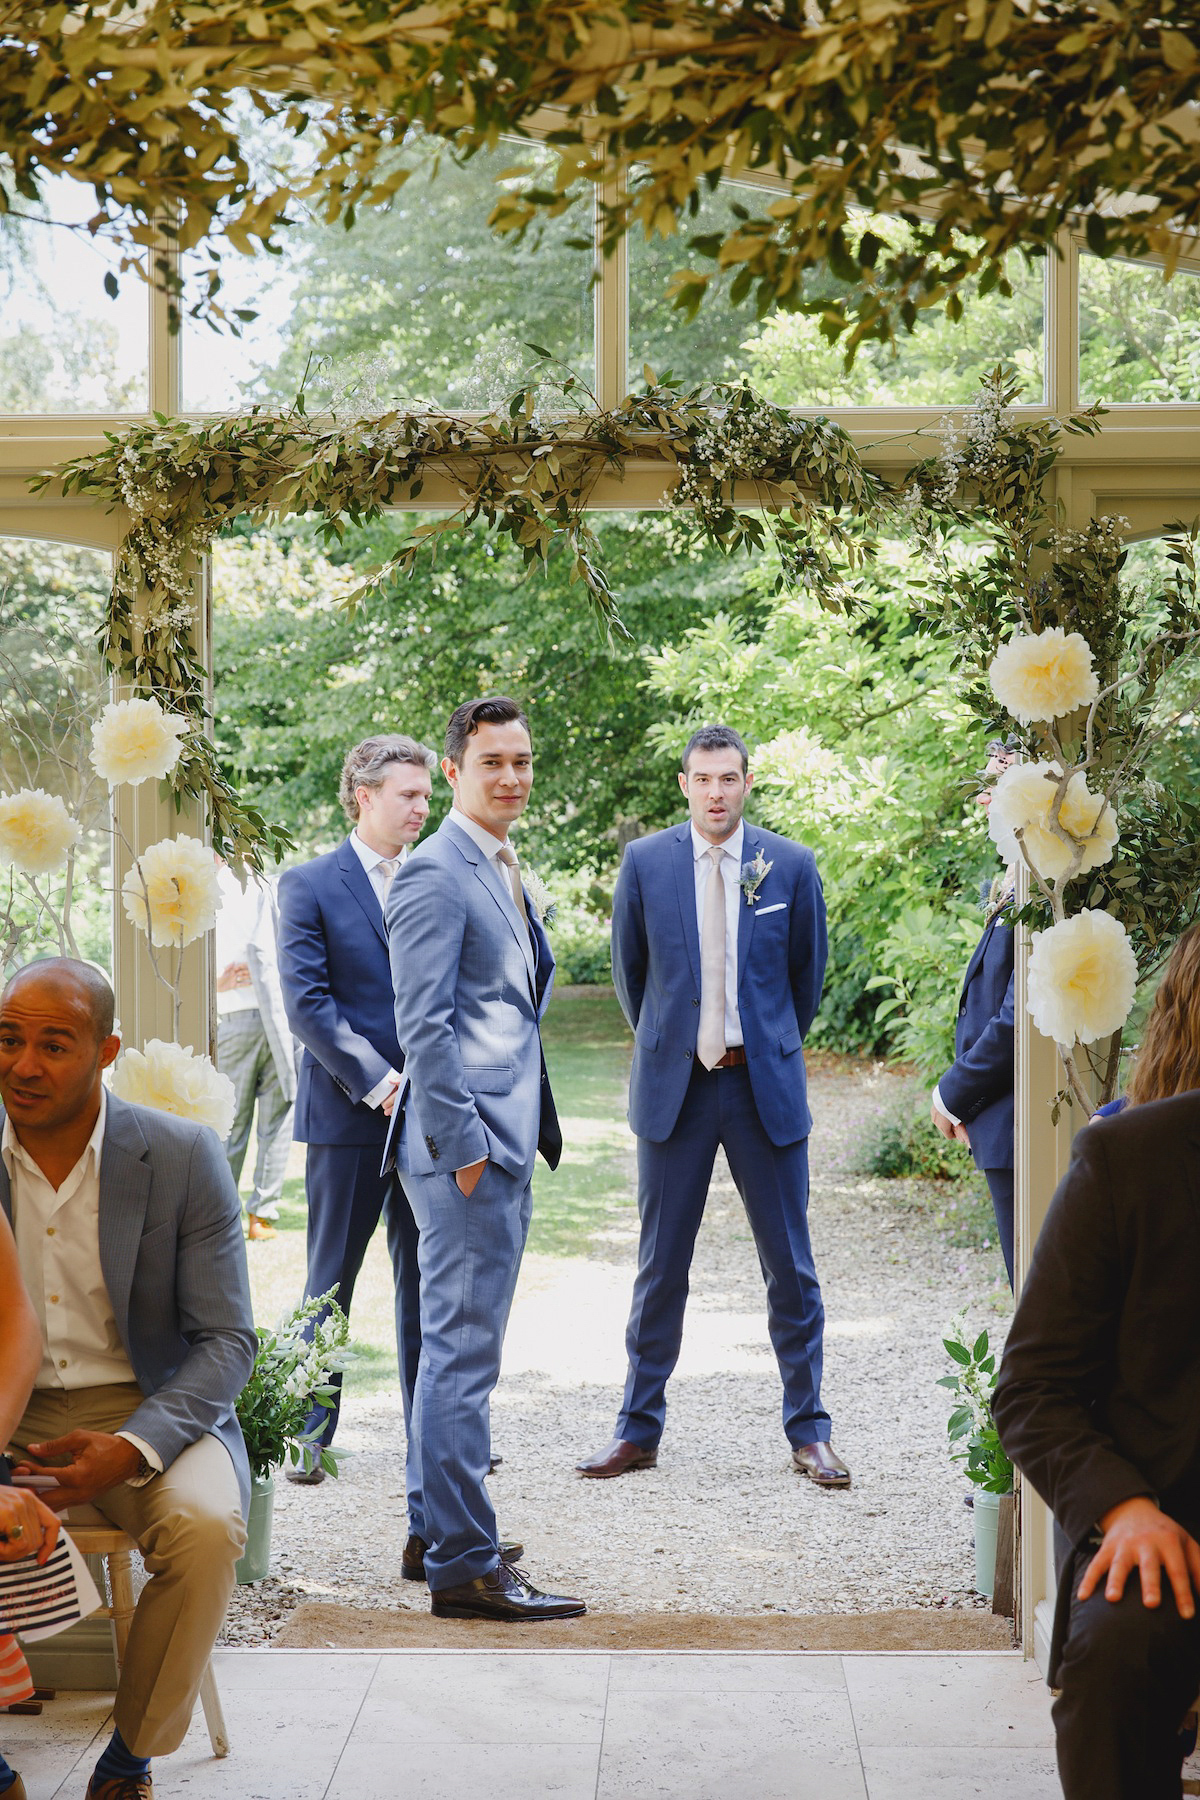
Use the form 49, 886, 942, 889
386, 813, 560, 1185
0, 1092, 257, 1515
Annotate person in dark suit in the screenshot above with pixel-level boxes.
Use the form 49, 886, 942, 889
387, 695, 582, 1619
276, 734, 435, 1483
993, 1092, 1200, 1799
577, 724, 847, 1488
932, 740, 1017, 1287
0, 958, 255, 1800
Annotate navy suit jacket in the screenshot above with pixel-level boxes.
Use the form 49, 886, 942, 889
0, 1094, 256, 1515
277, 838, 404, 1147
386, 814, 560, 1185
938, 911, 1015, 1171
612, 821, 827, 1147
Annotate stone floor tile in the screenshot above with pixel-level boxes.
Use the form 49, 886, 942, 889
353, 1650, 609, 1742
844, 1655, 1054, 1749
327, 1740, 601, 1799
861, 1745, 1061, 1797
606, 1651, 847, 1693
598, 1686, 867, 1800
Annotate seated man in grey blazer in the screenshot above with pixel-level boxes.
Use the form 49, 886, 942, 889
0, 958, 257, 1800
387, 695, 584, 1621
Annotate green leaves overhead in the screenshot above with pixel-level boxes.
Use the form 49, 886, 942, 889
3, 2, 1198, 351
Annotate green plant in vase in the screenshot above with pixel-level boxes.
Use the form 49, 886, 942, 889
236, 1289, 353, 1483
939, 1319, 1014, 1495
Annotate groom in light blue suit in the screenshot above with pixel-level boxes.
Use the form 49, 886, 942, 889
386, 696, 584, 1621
578, 725, 851, 1489
0, 958, 255, 1798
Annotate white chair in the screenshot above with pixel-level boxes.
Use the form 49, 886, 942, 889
65, 1520, 229, 1758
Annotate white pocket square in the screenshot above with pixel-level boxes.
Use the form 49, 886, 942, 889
755, 902, 788, 916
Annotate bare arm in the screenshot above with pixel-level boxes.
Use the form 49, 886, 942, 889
0, 1207, 40, 1446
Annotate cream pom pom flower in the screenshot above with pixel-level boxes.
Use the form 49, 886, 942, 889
1026, 909, 1137, 1046
989, 627, 1100, 725
121, 835, 220, 948
90, 697, 188, 786
0, 787, 80, 876
110, 1039, 235, 1138
988, 761, 1118, 881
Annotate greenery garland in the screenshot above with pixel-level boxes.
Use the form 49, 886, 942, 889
36, 370, 886, 865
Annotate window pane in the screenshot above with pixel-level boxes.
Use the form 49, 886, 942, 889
1, 539, 114, 977
1079, 255, 1200, 403
0, 176, 148, 413
182, 134, 594, 412
630, 183, 1046, 404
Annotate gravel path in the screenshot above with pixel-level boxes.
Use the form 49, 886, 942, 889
221, 1062, 1012, 1644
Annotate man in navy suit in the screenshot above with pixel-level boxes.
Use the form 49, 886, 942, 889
932, 740, 1016, 1287
277, 734, 435, 1483
387, 695, 583, 1619
577, 724, 849, 1489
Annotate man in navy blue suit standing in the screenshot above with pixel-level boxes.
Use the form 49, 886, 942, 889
931, 740, 1017, 1288
277, 735, 435, 1482
577, 724, 850, 1489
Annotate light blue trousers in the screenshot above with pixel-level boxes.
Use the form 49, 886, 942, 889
399, 1160, 532, 1591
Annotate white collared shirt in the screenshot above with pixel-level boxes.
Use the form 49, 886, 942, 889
690, 821, 745, 1048
349, 830, 407, 1109
3, 1091, 159, 1475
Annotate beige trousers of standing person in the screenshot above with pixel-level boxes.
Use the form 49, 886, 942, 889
7, 1383, 246, 1758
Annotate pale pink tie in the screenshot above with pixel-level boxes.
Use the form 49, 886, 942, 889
376, 858, 399, 911
494, 844, 528, 923
697, 845, 727, 1070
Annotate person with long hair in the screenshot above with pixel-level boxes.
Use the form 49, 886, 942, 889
1095, 922, 1200, 1116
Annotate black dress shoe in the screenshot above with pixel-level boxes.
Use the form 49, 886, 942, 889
575, 1436, 658, 1479
402, 1533, 525, 1582
431, 1561, 586, 1621
285, 1457, 326, 1486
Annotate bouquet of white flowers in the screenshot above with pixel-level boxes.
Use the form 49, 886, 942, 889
235, 1290, 354, 1483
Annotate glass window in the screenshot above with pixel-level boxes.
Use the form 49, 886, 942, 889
0, 538, 115, 976
1079, 254, 1200, 403
629, 181, 1046, 404
182, 132, 594, 412
0, 176, 148, 413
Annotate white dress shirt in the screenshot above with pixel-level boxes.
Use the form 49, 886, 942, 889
350, 829, 407, 1110
3, 1091, 159, 1476
214, 862, 262, 1016
690, 822, 745, 1048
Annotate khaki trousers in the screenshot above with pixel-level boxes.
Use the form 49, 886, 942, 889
7, 1384, 246, 1758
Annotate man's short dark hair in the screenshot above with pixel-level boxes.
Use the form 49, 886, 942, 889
444, 696, 531, 768
2, 957, 116, 1041
681, 725, 749, 776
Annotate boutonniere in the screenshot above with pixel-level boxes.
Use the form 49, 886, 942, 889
739, 849, 773, 905
523, 868, 557, 928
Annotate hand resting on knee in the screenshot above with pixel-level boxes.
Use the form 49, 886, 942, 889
1078, 1496, 1200, 1618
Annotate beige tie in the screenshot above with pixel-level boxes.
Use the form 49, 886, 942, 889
697, 844, 728, 1070
376, 858, 399, 911
494, 844, 528, 923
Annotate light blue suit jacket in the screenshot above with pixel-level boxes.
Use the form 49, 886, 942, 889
386, 814, 560, 1186
0, 1093, 257, 1515
612, 820, 827, 1147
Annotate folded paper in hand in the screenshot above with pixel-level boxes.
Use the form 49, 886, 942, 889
0, 1535, 102, 1641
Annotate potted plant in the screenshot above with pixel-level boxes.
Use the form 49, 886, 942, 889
939, 1318, 1015, 1600
234, 1288, 352, 1583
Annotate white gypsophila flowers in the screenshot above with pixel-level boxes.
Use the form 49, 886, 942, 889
989, 626, 1100, 725
988, 761, 1119, 882
1026, 909, 1138, 1046
90, 697, 189, 786
121, 834, 220, 948
0, 787, 80, 876
109, 1039, 236, 1138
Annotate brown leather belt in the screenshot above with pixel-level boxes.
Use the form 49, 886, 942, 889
712, 1046, 746, 1069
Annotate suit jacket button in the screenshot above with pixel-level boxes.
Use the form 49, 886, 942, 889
692, 997, 700, 1006
684, 1049, 692, 1059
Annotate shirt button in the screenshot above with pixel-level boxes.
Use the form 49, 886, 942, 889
59, 1359, 68, 1369
46, 1226, 56, 1236
49, 1294, 60, 1305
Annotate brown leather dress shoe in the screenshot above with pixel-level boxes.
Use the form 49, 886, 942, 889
5, 1775, 26, 1800
431, 1561, 586, 1621
791, 1442, 852, 1488
246, 1213, 277, 1241
86, 1775, 152, 1800
575, 1437, 658, 1479
285, 1456, 326, 1487
402, 1533, 525, 1582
